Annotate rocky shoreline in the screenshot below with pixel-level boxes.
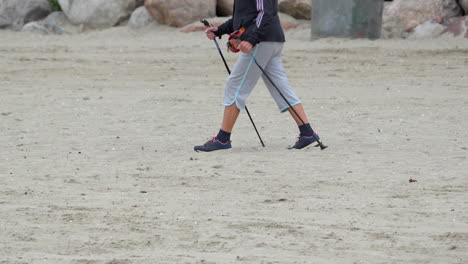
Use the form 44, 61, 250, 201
1, 0, 467, 38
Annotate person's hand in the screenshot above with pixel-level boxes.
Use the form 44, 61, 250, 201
205, 27, 218, 40
239, 41, 253, 53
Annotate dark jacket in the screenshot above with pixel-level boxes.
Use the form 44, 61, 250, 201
215, 0, 285, 46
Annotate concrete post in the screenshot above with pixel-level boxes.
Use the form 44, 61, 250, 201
311, 0, 384, 40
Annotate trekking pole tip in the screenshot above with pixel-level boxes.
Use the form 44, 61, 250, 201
315, 143, 328, 150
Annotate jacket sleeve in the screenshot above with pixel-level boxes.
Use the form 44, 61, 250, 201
243, 0, 275, 45
215, 18, 234, 37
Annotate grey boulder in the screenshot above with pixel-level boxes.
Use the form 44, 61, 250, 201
21, 21, 49, 34
21, 11, 81, 35
460, 0, 468, 14
407, 20, 446, 39
43, 11, 81, 34
128, 6, 158, 29
58, 0, 136, 29
0, 0, 51, 30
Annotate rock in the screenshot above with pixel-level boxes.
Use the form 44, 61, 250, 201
0, 0, 51, 31
144, 0, 216, 27
442, 15, 468, 37
128, 6, 157, 29
460, 0, 468, 14
217, 0, 234, 16
180, 13, 298, 33
20, 11, 81, 35
21, 21, 49, 34
382, 17, 409, 39
279, 0, 311, 20
179, 17, 228, 33
135, 0, 145, 8
279, 13, 299, 30
408, 20, 447, 38
383, 0, 462, 38
58, 0, 136, 29
42, 11, 80, 34
442, 16, 462, 26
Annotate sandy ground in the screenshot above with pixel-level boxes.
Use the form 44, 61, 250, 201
0, 22, 467, 264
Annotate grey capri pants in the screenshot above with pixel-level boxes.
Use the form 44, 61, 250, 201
224, 42, 301, 112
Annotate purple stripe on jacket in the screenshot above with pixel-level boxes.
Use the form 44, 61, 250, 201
256, 0, 264, 28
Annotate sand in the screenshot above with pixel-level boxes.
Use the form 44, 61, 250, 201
0, 22, 467, 263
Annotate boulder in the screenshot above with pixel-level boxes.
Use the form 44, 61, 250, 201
407, 20, 447, 38
21, 21, 49, 34
20, 11, 81, 35
279, 0, 311, 20
442, 15, 468, 37
128, 6, 158, 29
0, 0, 51, 31
217, 0, 234, 16
179, 17, 228, 33
135, 0, 145, 8
279, 12, 300, 30
383, 0, 462, 38
144, 0, 216, 27
382, 17, 409, 39
42, 11, 80, 34
58, 0, 136, 29
460, 0, 468, 14
180, 13, 298, 33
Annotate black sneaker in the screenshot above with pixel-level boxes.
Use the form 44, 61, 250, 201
289, 134, 320, 149
194, 137, 232, 152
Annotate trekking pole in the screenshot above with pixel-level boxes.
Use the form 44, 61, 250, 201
252, 58, 328, 150
200, 19, 265, 148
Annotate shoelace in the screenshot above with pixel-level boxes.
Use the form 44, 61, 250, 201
204, 137, 217, 146
295, 137, 307, 146
295, 135, 313, 145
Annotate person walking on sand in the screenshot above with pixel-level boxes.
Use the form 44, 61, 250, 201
194, 0, 320, 152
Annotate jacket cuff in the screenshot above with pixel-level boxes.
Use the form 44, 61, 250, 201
244, 36, 259, 46
214, 30, 224, 37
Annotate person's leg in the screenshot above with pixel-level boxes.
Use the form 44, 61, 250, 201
221, 104, 241, 132
260, 43, 319, 149
287, 104, 309, 126
213, 104, 241, 145
195, 44, 273, 152
261, 43, 302, 113
223, 45, 273, 110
